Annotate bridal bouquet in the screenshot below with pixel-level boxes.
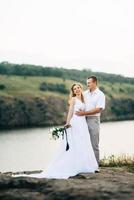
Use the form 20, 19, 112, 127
50, 124, 71, 140
49, 124, 71, 151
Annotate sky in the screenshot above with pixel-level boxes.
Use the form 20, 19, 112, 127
0, 0, 134, 77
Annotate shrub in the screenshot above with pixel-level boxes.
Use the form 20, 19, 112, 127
0, 84, 6, 90
39, 82, 69, 94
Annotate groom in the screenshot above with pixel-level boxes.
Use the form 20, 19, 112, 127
76, 76, 105, 171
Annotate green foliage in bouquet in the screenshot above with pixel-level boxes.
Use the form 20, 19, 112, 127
50, 124, 71, 151
50, 124, 71, 140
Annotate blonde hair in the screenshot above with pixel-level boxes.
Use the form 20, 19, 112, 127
68, 82, 84, 105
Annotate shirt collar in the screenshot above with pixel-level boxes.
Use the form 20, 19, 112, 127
88, 87, 99, 94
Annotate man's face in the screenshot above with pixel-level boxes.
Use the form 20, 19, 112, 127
87, 78, 96, 90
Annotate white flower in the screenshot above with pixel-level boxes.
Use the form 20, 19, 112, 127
50, 127, 55, 132
49, 134, 53, 140
57, 131, 61, 134
53, 135, 57, 140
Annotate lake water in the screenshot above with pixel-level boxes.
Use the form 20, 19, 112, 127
0, 120, 134, 172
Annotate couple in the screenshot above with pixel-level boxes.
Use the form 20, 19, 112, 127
13, 75, 105, 179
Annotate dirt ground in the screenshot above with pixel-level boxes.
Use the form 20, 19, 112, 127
0, 167, 134, 200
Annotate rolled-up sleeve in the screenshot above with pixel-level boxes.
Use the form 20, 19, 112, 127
96, 93, 105, 110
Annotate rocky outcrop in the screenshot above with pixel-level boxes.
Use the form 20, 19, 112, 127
0, 94, 134, 129
0, 95, 67, 129
0, 167, 134, 200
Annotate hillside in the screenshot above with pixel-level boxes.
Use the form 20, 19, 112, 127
0, 62, 134, 129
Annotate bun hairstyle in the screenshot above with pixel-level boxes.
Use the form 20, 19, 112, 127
68, 83, 84, 105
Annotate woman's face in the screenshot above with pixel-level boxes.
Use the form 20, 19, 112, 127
72, 84, 82, 95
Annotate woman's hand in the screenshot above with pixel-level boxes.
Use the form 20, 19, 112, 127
64, 123, 71, 128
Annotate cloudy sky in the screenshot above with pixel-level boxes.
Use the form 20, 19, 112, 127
0, 0, 134, 77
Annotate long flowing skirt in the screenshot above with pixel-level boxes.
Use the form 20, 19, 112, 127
12, 115, 98, 179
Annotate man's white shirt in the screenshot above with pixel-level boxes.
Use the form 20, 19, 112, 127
83, 87, 105, 117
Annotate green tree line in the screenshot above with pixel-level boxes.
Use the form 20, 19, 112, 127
0, 61, 134, 84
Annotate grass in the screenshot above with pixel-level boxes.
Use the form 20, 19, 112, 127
100, 154, 134, 173
0, 75, 71, 98
0, 74, 134, 99
100, 81, 134, 99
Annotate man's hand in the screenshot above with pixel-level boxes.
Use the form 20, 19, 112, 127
75, 109, 86, 116
75, 108, 103, 116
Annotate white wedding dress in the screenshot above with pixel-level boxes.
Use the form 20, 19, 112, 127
12, 98, 98, 179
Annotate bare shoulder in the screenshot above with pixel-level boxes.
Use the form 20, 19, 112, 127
70, 97, 76, 103
69, 97, 76, 106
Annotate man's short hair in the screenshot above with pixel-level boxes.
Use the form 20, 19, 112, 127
87, 76, 98, 84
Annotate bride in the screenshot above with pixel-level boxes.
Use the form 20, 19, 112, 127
12, 83, 98, 179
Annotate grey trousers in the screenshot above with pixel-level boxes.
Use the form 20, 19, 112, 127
86, 116, 100, 165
